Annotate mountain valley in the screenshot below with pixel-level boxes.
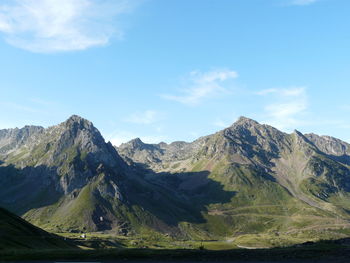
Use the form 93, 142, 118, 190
1, 115, 350, 248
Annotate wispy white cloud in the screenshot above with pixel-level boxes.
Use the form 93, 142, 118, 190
339, 105, 350, 111
124, 110, 164, 125
161, 69, 238, 106
290, 0, 319, 6
212, 113, 238, 128
212, 119, 229, 128
256, 87, 305, 97
0, 0, 138, 53
257, 87, 308, 131
0, 101, 40, 113
28, 97, 58, 106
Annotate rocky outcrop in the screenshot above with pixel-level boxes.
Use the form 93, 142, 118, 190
305, 133, 350, 156
0, 125, 44, 155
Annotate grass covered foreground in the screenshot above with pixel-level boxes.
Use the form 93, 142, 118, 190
1, 238, 350, 262
2, 230, 350, 262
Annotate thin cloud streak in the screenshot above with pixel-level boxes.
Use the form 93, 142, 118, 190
257, 87, 308, 131
124, 110, 164, 125
162, 69, 238, 106
290, 0, 319, 6
0, 101, 40, 113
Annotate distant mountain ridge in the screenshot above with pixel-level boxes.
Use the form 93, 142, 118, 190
2, 115, 350, 245
0, 125, 44, 154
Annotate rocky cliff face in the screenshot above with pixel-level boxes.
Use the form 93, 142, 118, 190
305, 133, 350, 165
118, 138, 198, 168
0, 125, 44, 155
305, 133, 350, 156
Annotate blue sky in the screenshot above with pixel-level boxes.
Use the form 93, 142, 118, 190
0, 0, 349, 145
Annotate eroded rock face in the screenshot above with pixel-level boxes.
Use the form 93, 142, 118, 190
1, 115, 126, 192
305, 133, 350, 156
97, 178, 123, 201
0, 125, 44, 155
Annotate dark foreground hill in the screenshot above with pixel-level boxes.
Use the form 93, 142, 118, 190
0, 207, 73, 249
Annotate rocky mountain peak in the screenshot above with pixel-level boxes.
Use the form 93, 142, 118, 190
128, 138, 145, 148
0, 116, 128, 197
233, 116, 260, 127
118, 138, 148, 153
224, 117, 268, 140
62, 115, 94, 131
0, 115, 126, 173
49, 116, 126, 169
54, 115, 105, 149
225, 117, 265, 138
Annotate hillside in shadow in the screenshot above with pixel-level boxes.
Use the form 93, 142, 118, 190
126, 166, 236, 227
0, 160, 236, 232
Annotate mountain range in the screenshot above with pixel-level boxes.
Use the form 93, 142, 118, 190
1, 115, 350, 246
